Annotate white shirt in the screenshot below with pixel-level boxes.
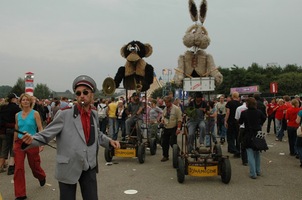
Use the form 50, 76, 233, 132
235, 102, 247, 128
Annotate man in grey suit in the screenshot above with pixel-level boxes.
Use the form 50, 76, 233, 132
21, 75, 120, 200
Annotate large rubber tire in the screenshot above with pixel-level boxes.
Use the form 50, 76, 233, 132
150, 138, 157, 155
213, 144, 222, 161
221, 158, 231, 184
172, 144, 180, 168
177, 157, 185, 183
137, 144, 146, 164
104, 147, 113, 162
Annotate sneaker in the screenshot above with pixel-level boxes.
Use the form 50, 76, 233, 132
15, 196, 27, 200
0, 167, 6, 173
7, 165, 15, 175
250, 176, 257, 179
275, 138, 280, 141
234, 153, 241, 158
160, 157, 169, 162
39, 178, 46, 186
220, 138, 225, 145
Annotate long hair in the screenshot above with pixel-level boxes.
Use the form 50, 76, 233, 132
18, 93, 34, 109
246, 97, 257, 109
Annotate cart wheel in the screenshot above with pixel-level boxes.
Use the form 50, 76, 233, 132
137, 144, 146, 164
221, 158, 231, 184
150, 138, 157, 155
173, 144, 180, 168
104, 146, 114, 162
177, 157, 185, 183
213, 144, 222, 160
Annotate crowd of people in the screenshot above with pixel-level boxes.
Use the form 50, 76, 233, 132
1, 79, 302, 199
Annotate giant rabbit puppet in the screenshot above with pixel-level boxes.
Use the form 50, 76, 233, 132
174, 0, 223, 86
114, 40, 154, 92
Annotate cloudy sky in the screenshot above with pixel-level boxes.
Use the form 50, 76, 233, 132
1, 0, 301, 92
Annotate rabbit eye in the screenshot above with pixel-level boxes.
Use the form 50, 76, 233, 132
191, 28, 197, 34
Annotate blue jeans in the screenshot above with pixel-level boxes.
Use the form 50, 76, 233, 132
99, 117, 108, 135
114, 119, 125, 140
217, 114, 226, 139
187, 119, 205, 152
108, 118, 117, 139
125, 116, 143, 142
275, 118, 284, 140
205, 119, 217, 144
295, 137, 302, 164
246, 148, 261, 177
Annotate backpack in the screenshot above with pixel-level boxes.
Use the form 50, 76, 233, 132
97, 104, 107, 119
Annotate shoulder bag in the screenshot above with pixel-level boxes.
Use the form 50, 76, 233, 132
297, 126, 302, 137
251, 131, 269, 151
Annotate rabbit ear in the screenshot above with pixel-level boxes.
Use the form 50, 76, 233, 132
199, 0, 207, 24
189, 0, 198, 22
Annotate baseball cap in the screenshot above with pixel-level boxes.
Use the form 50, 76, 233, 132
7, 93, 18, 99
195, 92, 203, 98
132, 92, 138, 97
72, 75, 97, 93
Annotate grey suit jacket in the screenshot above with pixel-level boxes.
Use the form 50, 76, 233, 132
28, 105, 111, 184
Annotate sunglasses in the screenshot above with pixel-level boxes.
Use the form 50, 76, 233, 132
75, 90, 90, 96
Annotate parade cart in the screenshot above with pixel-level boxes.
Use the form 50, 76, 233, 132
173, 77, 231, 184
104, 120, 146, 164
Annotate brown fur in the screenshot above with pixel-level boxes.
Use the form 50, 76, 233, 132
124, 59, 146, 77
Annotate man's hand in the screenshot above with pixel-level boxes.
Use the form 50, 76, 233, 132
110, 140, 120, 149
21, 133, 34, 144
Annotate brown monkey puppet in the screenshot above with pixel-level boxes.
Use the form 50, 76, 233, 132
114, 41, 154, 92
174, 0, 223, 86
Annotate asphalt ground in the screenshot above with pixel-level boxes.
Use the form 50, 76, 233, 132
1, 123, 302, 200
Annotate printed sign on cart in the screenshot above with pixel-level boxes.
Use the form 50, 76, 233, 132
188, 165, 218, 177
183, 77, 215, 92
115, 149, 136, 157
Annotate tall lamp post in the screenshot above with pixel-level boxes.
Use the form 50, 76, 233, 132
25, 72, 34, 96
162, 68, 172, 96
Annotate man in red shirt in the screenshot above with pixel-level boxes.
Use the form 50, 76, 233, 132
266, 98, 277, 135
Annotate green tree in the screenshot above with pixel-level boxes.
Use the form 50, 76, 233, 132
0, 85, 13, 98
151, 87, 163, 99
34, 83, 51, 99
11, 77, 25, 96
276, 72, 302, 96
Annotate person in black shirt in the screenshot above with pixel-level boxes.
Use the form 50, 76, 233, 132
253, 94, 267, 122
186, 92, 207, 152
225, 92, 242, 157
239, 97, 266, 179
0, 93, 21, 175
